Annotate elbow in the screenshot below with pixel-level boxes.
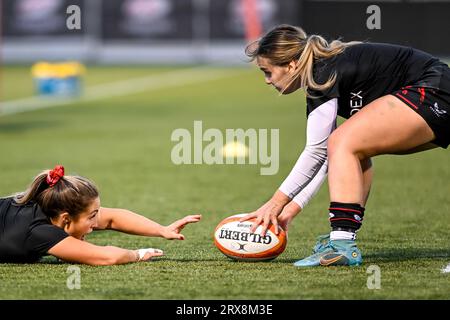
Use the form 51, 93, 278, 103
304, 145, 328, 163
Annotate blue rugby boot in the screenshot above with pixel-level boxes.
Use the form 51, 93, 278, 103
293, 242, 334, 267
319, 240, 362, 266
312, 234, 330, 254
294, 239, 362, 267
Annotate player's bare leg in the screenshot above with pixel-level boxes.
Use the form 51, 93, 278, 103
328, 95, 436, 204
295, 95, 436, 267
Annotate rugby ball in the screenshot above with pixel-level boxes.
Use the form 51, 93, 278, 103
214, 214, 287, 261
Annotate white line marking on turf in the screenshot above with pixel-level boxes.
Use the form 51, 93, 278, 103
0, 67, 243, 116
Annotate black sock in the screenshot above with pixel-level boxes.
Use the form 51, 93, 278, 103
329, 202, 365, 232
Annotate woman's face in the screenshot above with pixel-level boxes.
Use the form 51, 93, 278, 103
65, 197, 100, 240
256, 56, 300, 94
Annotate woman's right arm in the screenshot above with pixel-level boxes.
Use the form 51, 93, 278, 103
278, 99, 337, 199
47, 237, 163, 266
278, 159, 329, 231
242, 98, 338, 235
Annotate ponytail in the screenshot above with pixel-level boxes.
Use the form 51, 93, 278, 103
246, 24, 360, 97
15, 165, 99, 219
14, 172, 48, 206
294, 34, 344, 95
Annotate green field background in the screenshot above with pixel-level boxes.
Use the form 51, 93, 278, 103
0, 65, 449, 299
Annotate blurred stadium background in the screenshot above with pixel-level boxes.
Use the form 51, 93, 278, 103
0, 0, 449, 300
2, 0, 450, 65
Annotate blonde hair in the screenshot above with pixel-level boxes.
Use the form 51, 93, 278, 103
14, 169, 99, 219
246, 24, 360, 96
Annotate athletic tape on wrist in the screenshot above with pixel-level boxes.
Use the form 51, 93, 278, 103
137, 248, 163, 261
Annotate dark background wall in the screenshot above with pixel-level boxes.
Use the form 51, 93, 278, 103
2, 0, 449, 63
302, 1, 450, 56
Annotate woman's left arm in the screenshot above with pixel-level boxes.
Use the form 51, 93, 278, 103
95, 207, 201, 240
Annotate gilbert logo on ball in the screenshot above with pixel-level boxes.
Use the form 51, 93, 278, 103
214, 214, 287, 261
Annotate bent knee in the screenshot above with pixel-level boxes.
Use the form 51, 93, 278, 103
328, 129, 371, 160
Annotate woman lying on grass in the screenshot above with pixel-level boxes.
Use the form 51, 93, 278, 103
0, 165, 201, 265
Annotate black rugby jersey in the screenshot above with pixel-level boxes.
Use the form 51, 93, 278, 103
307, 42, 450, 118
0, 197, 68, 263
279, 42, 450, 201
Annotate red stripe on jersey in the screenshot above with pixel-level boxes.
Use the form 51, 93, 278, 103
418, 87, 426, 104
395, 93, 419, 109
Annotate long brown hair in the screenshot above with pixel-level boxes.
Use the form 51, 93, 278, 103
246, 24, 360, 96
14, 166, 99, 219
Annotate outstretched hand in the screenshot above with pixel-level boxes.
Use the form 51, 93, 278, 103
162, 214, 202, 240
137, 248, 164, 261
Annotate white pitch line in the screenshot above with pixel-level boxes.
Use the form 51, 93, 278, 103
0, 67, 243, 116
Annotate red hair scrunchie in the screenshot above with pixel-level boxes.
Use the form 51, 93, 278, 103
46, 165, 65, 187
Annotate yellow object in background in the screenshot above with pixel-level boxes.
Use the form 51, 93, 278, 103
31, 61, 85, 96
221, 141, 249, 158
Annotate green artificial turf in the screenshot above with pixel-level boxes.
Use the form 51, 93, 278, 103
0, 65, 449, 299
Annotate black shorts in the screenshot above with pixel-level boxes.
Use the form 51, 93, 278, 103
392, 86, 450, 148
